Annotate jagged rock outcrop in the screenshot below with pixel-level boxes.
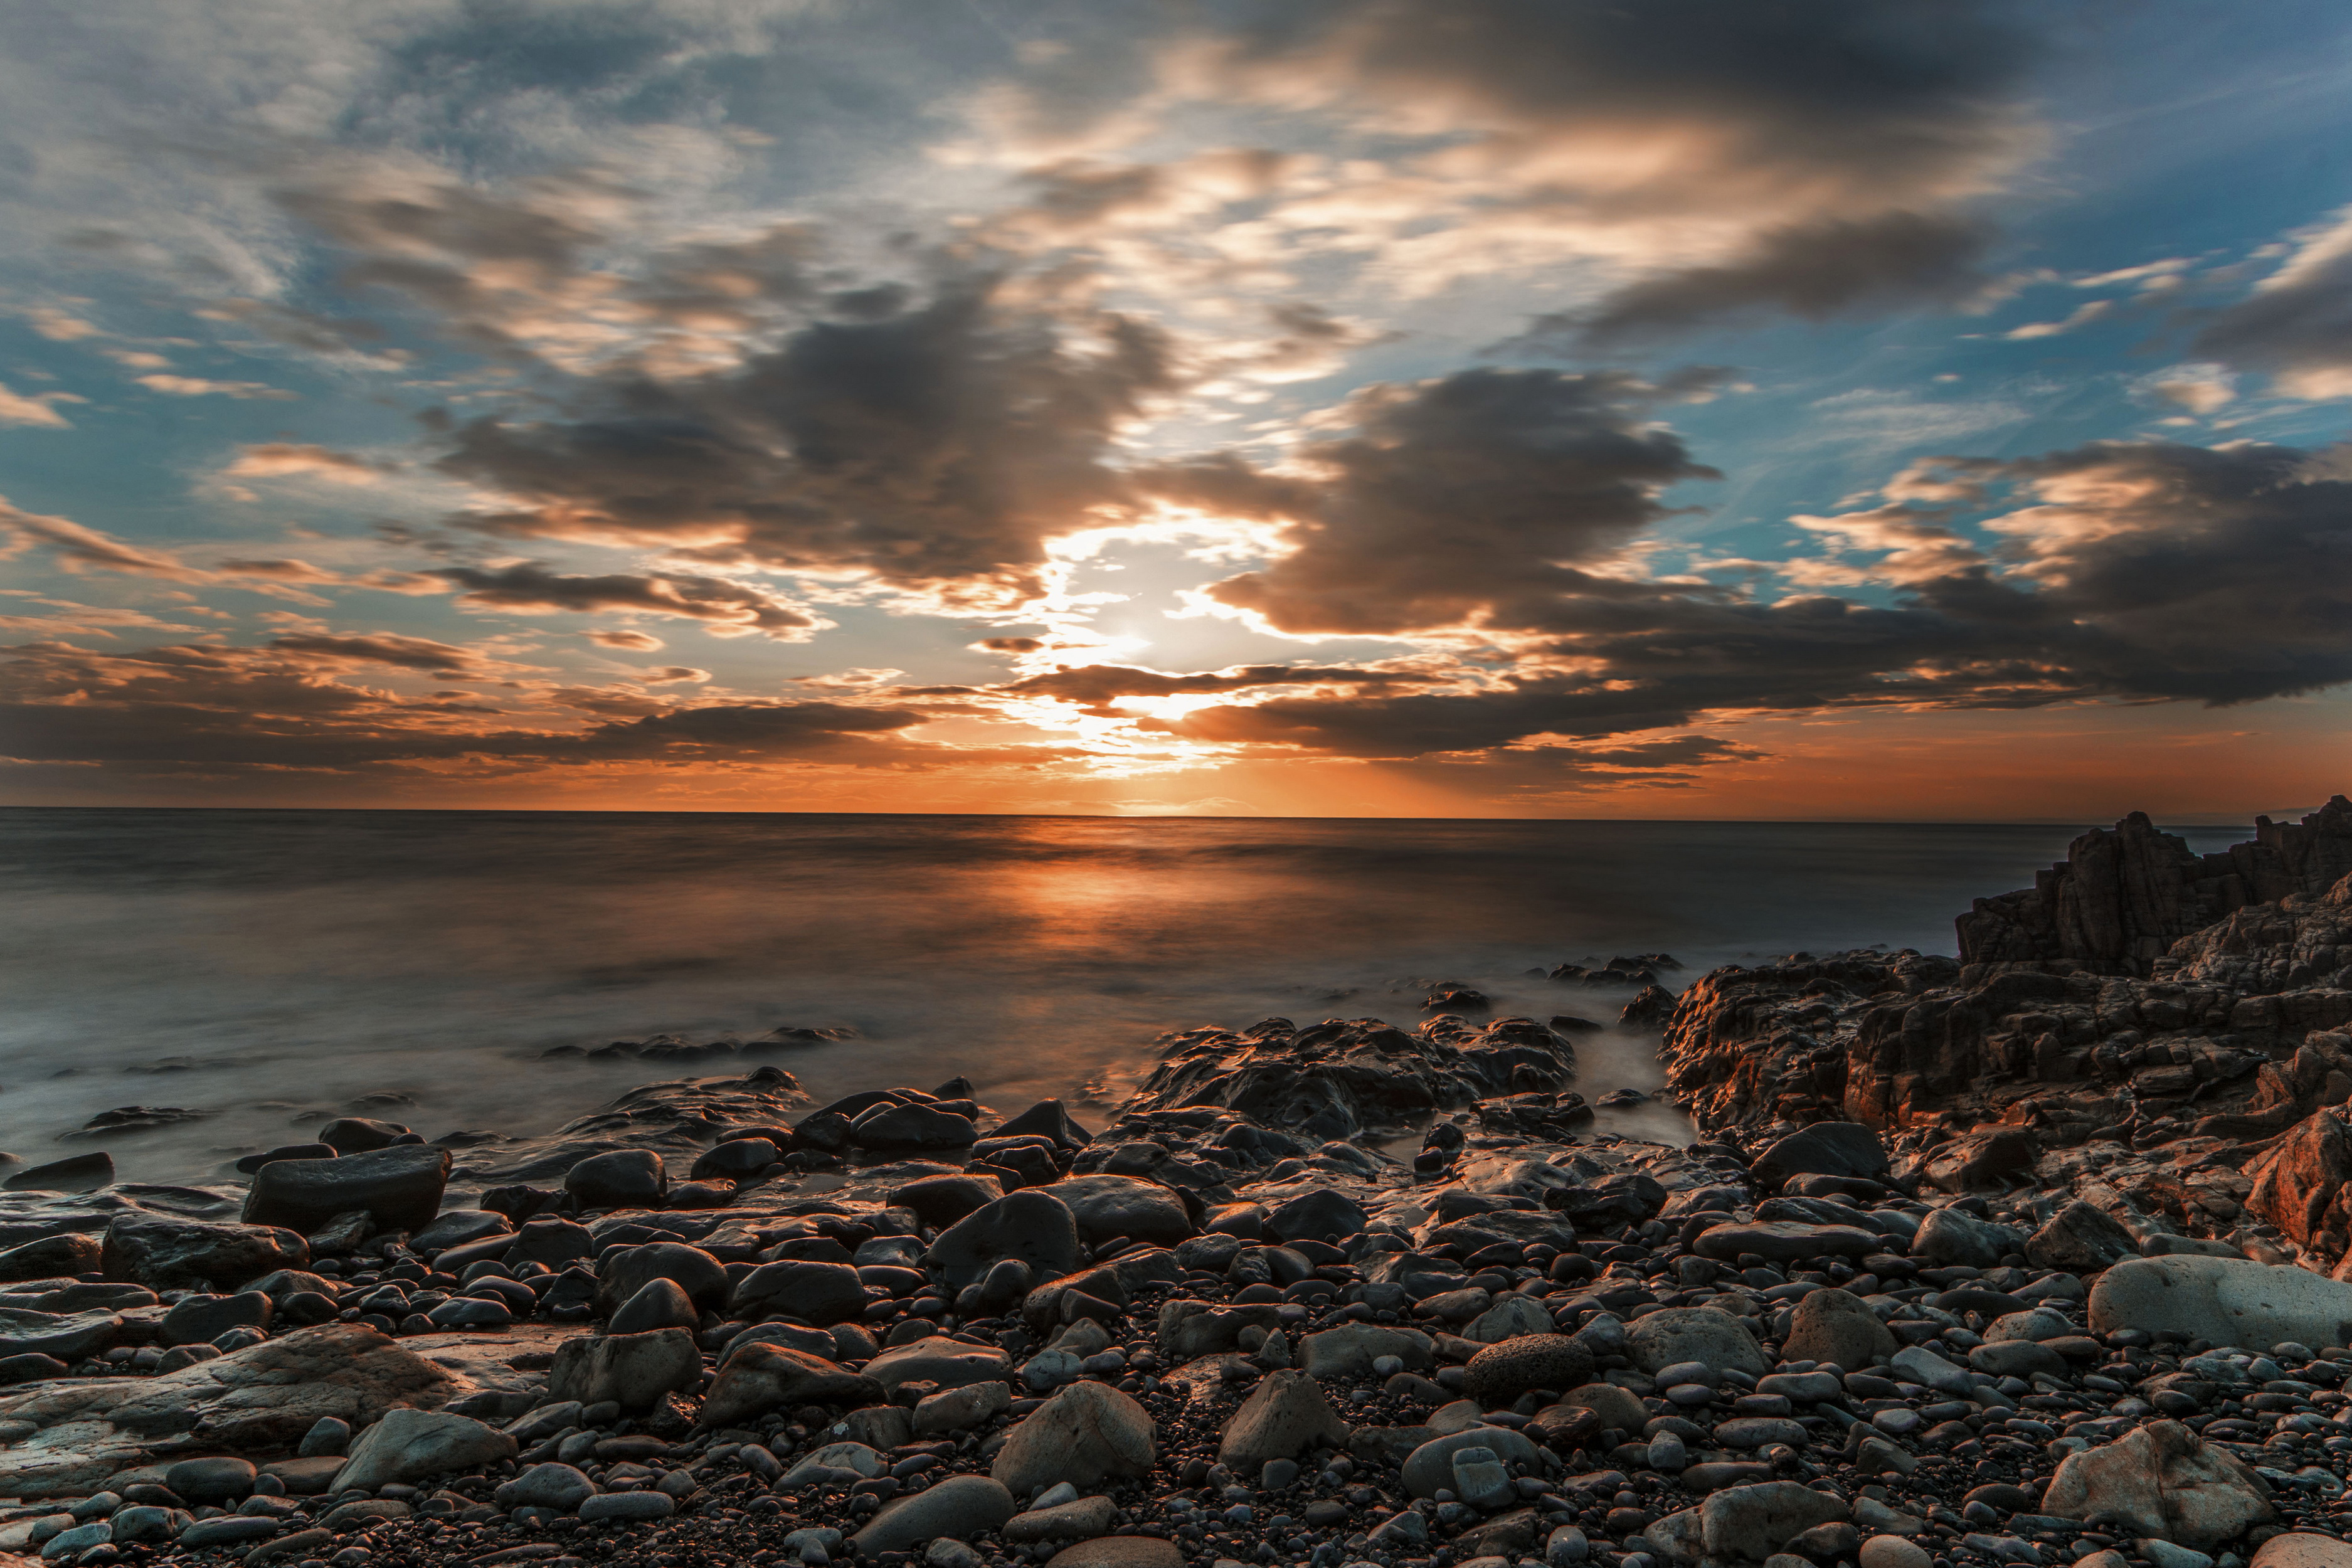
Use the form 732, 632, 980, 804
1956, 798, 2352, 973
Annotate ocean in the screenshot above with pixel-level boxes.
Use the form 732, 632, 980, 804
0, 809, 2255, 1188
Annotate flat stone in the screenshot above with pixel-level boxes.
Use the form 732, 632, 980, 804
2251, 1537, 2352, 1568
1700, 1481, 1850, 1560
699, 1342, 884, 1428
1401, 1426, 1542, 1499
1005, 1496, 1119, 1544
579, 1491, 675, 1522
1627, 1308, 1770, 1378
1751, 1124, 1890, 1191
1042, 1540, 1182, 1568
728, 1259, 870, 1324
0, 1309, 120, 1362
1036, 1176, 1194, 1248
1298, 1323, 1434, 1378
853, 1474, 1017, 1552
495, 1461, 596, 1513
332, 1407, 516, 1491
866, 1335, 1014, 1395
2089, 1254, 2352, 1352
0, 1235, 102, 1283
1692, 1222, 1880, 1264
98, 1216, 307, 1291
166, 1455, 257, 1503
1912, 1208, 2023, 1269
545, 1328, 701, 1412
241, 1145, 450, 1236
159, 1291, 272, 1347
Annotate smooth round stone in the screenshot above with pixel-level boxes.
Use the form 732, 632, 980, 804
164, 1456, 257, 1505
578, 1491, 675, 1522
1666, 1383, 1715, 1407
1860, 1537, 1934, 1568
1872, 1408, 1922, 1436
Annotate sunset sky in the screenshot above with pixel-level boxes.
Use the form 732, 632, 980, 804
3, 1, 2349, 819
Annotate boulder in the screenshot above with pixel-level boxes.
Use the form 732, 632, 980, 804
852, 1474, 1017, 1552
1751, 1125, 1889, 1192
914, 1380, 1012, 1434
331, 1407, 515, 1491
850, 1103, 977, 1152
1037, 1177, 1194, 1248
1298, 1324, 1435, 1379
699, 1343, 883, 1427
1265, 1189, 1367, 1244
990, 1381, 1155, 1495
689, 1138, 779, 1183
1463, 1334, 1594, 1407
1699, 1482, 1851, 1560
1782, 1288, 1896, 1369
1217, 1369, 1350, 1470
1627, 1308, 1769, 1379
2043, 1420, 2273, 1548
99, 1216, 307, 1291
2026, 1202, 2139, 1274
316, 1118, 412, 1155
1466, 1296, 1557, 1343
0, 1310, 120, 1362
864, 1336, 1014, 1396
1401, 1427, 1542, 1499
926, 1192, 1088, 1289
1911, 1208, 2021, 1269
1905, 1127, 2039, 1194
1690, 1222, 1880, 1264
0, 1234, 102, 1283
544, 1328, 700, 1412
0, 1324, 454, 1499
580, 1493, 674, 1522
494, 1462, 595, 1513
595, 1242, 729, 1318
241, 1145, 450, 1236
608, 1277, 697, 1335
159, 1292, 272, 1347
409, 1210, 512, 1256
2252, 1537, 2352, 1568
166, 1455, 257, 1503
2089, 1255, 2352, 1351
564, 1150, 665, 1210
890, 1174, 1005, 1228
3, 1154, 114, 1193
992, 1101, 1094, 1148
728, 1259, 870, 1325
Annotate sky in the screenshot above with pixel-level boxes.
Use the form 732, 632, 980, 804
2, 1, 2350, 821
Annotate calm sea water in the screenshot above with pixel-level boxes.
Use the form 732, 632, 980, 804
0, 809, 2256, 1187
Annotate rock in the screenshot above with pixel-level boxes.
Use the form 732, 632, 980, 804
166, 1456, 257, 1503
98, 1216, 307, 1291
1888, 1346, 1974, 1397
0, 1310, 120, 1362
331, 1407, 515, 1491
1861, 1537, 1934, 1568
409, 1209, 511, 1254
1299, 1323, 1434, 1378
1968, 1339, 2067, 1378
0, 1352, 68, 1385
39, 1522, 111, 1560
1463, 1334, 1595, 1406
1038, 1176, 1194, 1248
1627, 1308, 1770, 1378
866, 1335, 1014, 1396
1783, 1288, 1896, 1369
159, 1291, 272, 1347
2252, 1537, 2352, 1568
853, 1474, 1017, 1552
495, 1463, 596, 1513
1467, 1295, 1556, 1343
990, 1380, 1155, 1495
689, 1138, 780, 1182
316, 1118, 411, 1154
262, 1455, 346, 1494
1041, 1541, 1181, 1568
1700, 1481, 1850, 1561
1912, 1207, 2021, 1268
0, 1234, 102, 1282
241, 1145, 450, 1236
992, 1100, 1095, 1148
506, 1217, 595, 1269
565, 1150, 666, 1210
2043, 1420, 2274, 1548
1401, 1426, 1542, 1499
608, 1277, 698, 1335
915, 1379, 1012, 1434
1691, 1222, 1880, 1264
596, 1241, 731, 1318
1005, 1495, 1118, 1544
179, 1516, 282, 1549
1751, 1125, 1890, 1191
2089, 1254, 2352, 1350
544, 1328, 701, 1412
729, 1259, 871, 1324
699, 1343, 883, 1427
891, 1174, 1005, 1227
298, 1416, 350, 1457
1264, 1189, 1367, 1244
3, 1154, 114, 1192
926, 1191, 1089, 1288
1217, 1369, 1350, 1469
850, 1103, 977, 1152
579, 1492, 675, 1522
2026, 1201, 2140, 1274
1559, 1381, 1648, 1432
321, 1499, 410, 1530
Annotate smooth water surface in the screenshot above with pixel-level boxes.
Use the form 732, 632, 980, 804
0, 810, 2252, 1185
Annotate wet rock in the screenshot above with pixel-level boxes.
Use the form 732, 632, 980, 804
926, 1191, 1089, 1288
316, 1118, 413, 1155
494, 1462, 595, 1513
1752, 1124, 1890, 1191
564, 1150, 667, 1210
1039, 1175, 1194, 1248
992, 1099, 1094, 1147
1783, 1287, 1896, 1369
1691, 1221, 1880, 1264
98, 1216, 307, 1291
1218, 1368, 1350, 1469
1699, 1482, 1850, 1562
850, 1102, 977, 1152
608, 1276, 698, 1335
331, 1407, 516, 1491
0, 1310, 119, 1362
544, 1327, 701, 1412
596, 1241, 729, 1318
2025, 1200, 2140, 1274
1264, 1188, 1366, 1244
1005, 1495, 1118, 1544
1299, 1323, 1434, 1378
2043, 1419, 2274, 1548
689, 1137, 780, 1182
2089, 1253, 2352, 1349
1628, 1307, 1771, 1378
0, 1234, 102, 1282
865, 1335, 1014, 1396
699, 1342, 883, 1426
4, 1154, 116, 1192
241, 1144, 450, 1235
408, 1209, 511, 1255
1463, 1333, 1594, 1407
158, 1291, 272, 1347
166, 1456, 257, 1504
1401, 1426, 1541, 1499
729, 1259, 870, 1324
991, 1380, 1155, 1495
891, 1173, 1005, 1227
853, 1474, 1017, 1552
1912, 1207, 2022, 1268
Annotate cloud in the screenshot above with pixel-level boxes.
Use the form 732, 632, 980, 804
0, 382, 84, 428
221, 443, 383, 483
1004, 660, 1439, 715
2194, 206, 2352, 398
433, 561, 822, 640
587, 628, 664, 651
0, 498, 209, 580
26, 307, 99, 341
135, 374, 297, 400
265, 631, 524, 678
432, 275, 1180, 610
640, 665, 709, 684
1143, 368, 1719, 636
2003, 297, 2111, 340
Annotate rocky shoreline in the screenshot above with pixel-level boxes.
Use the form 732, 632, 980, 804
6, 803, 2352, 1568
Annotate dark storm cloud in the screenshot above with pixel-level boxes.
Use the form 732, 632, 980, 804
433, 279, 1179, 607
266, 632, 512, 677
434, 561, 818, 639
1002, 661, 1438, 716
1140, 368, 1719, 637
